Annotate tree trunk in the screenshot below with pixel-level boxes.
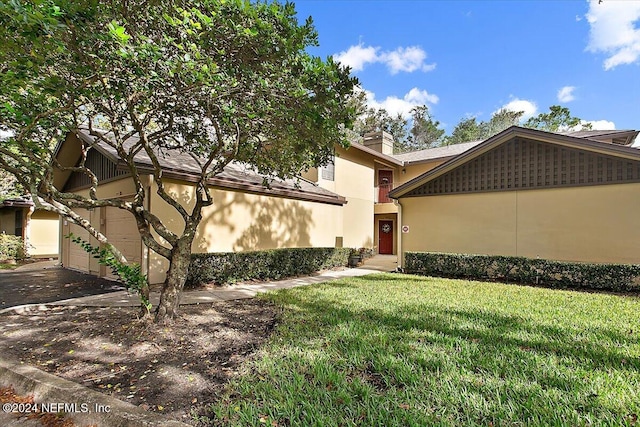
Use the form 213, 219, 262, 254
154, 239, 192, 323
138, 283, 151, 319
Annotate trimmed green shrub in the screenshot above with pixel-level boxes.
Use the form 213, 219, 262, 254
405, 252, 640, 292
0, 235, 26, 261
187, 247, 351, 288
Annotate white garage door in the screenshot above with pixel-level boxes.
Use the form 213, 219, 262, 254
65, 209, 91, 272
105, 207, 142, 280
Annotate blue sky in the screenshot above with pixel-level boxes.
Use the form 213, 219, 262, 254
294, 0, 640, 133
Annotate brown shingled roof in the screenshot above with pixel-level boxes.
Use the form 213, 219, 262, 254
391, 140, 484, 164
75, 130, 346, 206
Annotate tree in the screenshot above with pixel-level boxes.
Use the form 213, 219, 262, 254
0, 0, 356, 322
349, 99, 445, 153
403, 105, 445, 152
0, 169, 22, 201
445, 109, 524, 145
445, 117, 482, 145
524, 105, 592, 132
352, 106, 409, 149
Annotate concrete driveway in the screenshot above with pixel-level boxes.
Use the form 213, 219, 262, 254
0, 261, 123, 309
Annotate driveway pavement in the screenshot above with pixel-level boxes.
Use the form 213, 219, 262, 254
0, 261, 123, 309
0, 255, 398, 311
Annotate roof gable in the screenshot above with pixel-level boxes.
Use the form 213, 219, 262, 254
62, 146, 129, 191
391, 126, 640, 198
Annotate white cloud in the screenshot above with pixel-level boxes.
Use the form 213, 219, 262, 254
334, 44, 436, 74
557, 86, 576, 103
365, 87, 439, 118
581, 119, 616, 130
334, 44, 379, 72
585, 0, 640, 70
495, 98, 538, 120
379, 46, 437, 74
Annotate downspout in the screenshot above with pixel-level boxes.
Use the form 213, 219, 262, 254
58, 212, 63, 266
25, 206, 34, 257
393, 198, 403, 271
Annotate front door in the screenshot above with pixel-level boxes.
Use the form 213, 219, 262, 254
379, 220, 393, 254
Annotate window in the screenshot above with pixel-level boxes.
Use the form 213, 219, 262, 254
14, 209, 23, 237
321, 156, 335, 181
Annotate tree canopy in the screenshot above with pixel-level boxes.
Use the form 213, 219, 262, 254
524, 105, 592, 133
0, 0, 357, 322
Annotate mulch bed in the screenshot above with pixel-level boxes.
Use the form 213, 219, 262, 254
0, 300, 280, 425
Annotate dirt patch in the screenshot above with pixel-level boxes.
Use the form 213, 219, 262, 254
0, 300, 280, 425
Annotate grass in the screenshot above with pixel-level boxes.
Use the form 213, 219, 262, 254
208, 273, 640, 426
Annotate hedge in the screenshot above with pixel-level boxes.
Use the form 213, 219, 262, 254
404, 252, 640, 292
187, 247, 351, 288
0, 235, 26, 261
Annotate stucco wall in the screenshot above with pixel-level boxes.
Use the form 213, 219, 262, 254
147, 179, 345, 284
399, 182, 640, 265
334, 146, 375, 249
399, 160, 444, 186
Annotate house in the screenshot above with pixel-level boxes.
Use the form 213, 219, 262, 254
55, 130, 362, 284
54, 126, 639, 283
389, 126, 640, 267
0, 197, 60, 258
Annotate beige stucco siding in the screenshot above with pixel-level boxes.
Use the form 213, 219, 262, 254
401, 192, 517, 257
147, 179, 344, 284
28, 211, 60, 257
515, 184, 640, 263
400, 182, 640, 265
400, 160, 444, 186
334, 147, 375, 249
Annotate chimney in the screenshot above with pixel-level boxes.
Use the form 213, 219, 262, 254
363, 131, 394, 155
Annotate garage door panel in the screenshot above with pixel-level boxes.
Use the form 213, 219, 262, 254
105, 207, 142, 279
66, 209, 91, 272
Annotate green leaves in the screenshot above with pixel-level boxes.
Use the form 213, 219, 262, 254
107, 20, 130, 45
405, 252, 640, 292
67, 233, 151, 310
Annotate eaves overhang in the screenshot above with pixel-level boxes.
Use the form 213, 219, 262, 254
69, 131, 347, 206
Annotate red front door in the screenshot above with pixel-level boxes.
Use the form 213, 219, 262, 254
379, 220, 394, 254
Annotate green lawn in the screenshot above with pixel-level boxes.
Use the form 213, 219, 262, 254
208, 273, 640, 426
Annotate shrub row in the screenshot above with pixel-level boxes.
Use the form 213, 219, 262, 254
0, 235, 26, 261
187, 247, 351, 288
404, 252, 640, 292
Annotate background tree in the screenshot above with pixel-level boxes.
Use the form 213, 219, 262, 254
348, 96, 444, 153
0, 0, 356, 323
403, 105, 445, 152
444, 109, 524, 145
352, 107, 408, 150
445, 117, 482, 145
524, 105, 592, 132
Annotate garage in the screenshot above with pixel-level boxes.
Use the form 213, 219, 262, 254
62, 208, 92, 273
104, 206, 142, 280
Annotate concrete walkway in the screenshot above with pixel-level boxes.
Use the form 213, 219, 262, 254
2, 255, 397, 312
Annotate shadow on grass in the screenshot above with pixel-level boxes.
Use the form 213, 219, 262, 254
270, 275, 640, 373
209, 274, 640, 426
